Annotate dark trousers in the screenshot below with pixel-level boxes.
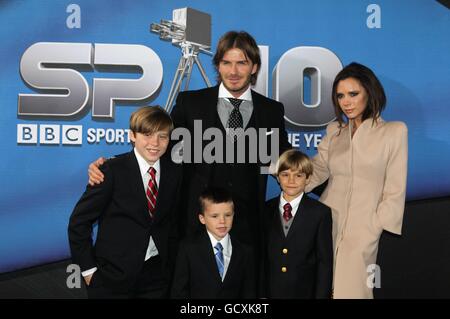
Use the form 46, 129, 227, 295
86, 256, 168, 299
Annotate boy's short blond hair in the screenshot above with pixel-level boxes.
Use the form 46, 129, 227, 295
129, 106, 173, 134
276, 149, 313, 178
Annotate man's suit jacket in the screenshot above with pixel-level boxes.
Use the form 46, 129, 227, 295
171, 85, 291, 238
170, 230, 256, 299
263, 195, 333, 299
68, 151, 182, 292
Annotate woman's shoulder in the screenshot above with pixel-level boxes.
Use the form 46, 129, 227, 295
382, 120, 408, 134
325, 120, 342, 135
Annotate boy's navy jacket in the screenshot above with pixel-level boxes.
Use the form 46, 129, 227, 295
263, 194, 333, 299
68, 151, 182, 291
171, 230, 256, 299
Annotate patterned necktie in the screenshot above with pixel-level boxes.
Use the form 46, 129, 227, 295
227, 98, 243, 142
227, 98, 243, 128
283, 203, 293, 222
214, 242, 224, 279
146, 167, 158, 218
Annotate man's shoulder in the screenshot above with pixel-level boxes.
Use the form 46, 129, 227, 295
179, 86, 219, 98
251, 89, 283, 107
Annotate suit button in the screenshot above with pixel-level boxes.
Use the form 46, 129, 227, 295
282, 248, 288, 254
281, 267, 287, 273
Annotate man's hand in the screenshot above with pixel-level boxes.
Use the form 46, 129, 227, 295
88, 157, 106, 186
84, 273, 93, 286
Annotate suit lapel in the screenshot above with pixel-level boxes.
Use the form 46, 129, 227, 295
200, 86, 220, 180
270, 198, 286, 237
152, 155, 172, 224
251, 90, 268, 214
222, 236, 239, 284
286, 195, 308, 239
199, 231, 223, 284
126, 151, 153, 224
201, 85, 221, 131
250, 90, 264, 129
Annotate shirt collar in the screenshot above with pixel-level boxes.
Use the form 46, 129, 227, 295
206, 230, 231, 255
134, 148, 160, 178
279, 192, 304, 217
218, 82, 252, 102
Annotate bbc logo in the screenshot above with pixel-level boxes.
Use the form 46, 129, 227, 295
17, 124, 83, 145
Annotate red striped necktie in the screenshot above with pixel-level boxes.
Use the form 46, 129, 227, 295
146, 167, 158, 218
283, 203, 293, 222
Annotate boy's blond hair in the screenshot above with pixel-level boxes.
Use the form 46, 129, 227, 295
129, 106, 173, 134
276, 149, 313, 177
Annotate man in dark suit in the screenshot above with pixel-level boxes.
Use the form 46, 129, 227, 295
263, 150, 333, 299
171, 187, 255, 298
170, 31, 291, 250
68, 106, 181, 298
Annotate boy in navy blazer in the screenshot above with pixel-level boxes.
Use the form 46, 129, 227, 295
68, 106, 182, 298
171, 187, 256, 299
263, 149, 333, 299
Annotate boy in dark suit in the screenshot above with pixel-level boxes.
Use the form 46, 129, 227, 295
171, 187, 255, 299
263, 149, 333, 299
68, 106, 182, 298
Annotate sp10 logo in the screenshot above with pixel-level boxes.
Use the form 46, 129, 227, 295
271, 46, 342, 128
18, 42, 341, 128
18, 42, 163, 119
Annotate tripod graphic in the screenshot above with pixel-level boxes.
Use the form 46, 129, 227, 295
165, 42, 212, 113
150, 8, 212, 113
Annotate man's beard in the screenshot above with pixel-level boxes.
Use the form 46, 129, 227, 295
222, 75, 252, 93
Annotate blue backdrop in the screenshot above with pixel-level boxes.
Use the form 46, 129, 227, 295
1, 0, 449, 273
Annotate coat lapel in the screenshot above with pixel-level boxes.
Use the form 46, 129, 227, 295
201, 85, 221, 131
270, 198, 286, 237
151, 156, 172, 225
251, 90, 271, 214
286, 195, 308, 239
250, 89, 264, 129
199, 86, 220, 180
199, 231, 223, 284
222, 236, 239, 284
126, 151, 153, 224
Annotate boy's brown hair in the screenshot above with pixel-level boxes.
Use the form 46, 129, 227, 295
276, 149, 313, 178
129, 106, 173, 134
198, 187, 234, 216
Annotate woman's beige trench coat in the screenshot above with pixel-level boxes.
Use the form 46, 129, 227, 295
306, 118, 408, 298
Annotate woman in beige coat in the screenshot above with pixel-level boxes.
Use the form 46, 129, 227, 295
305, 62, 408, 299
